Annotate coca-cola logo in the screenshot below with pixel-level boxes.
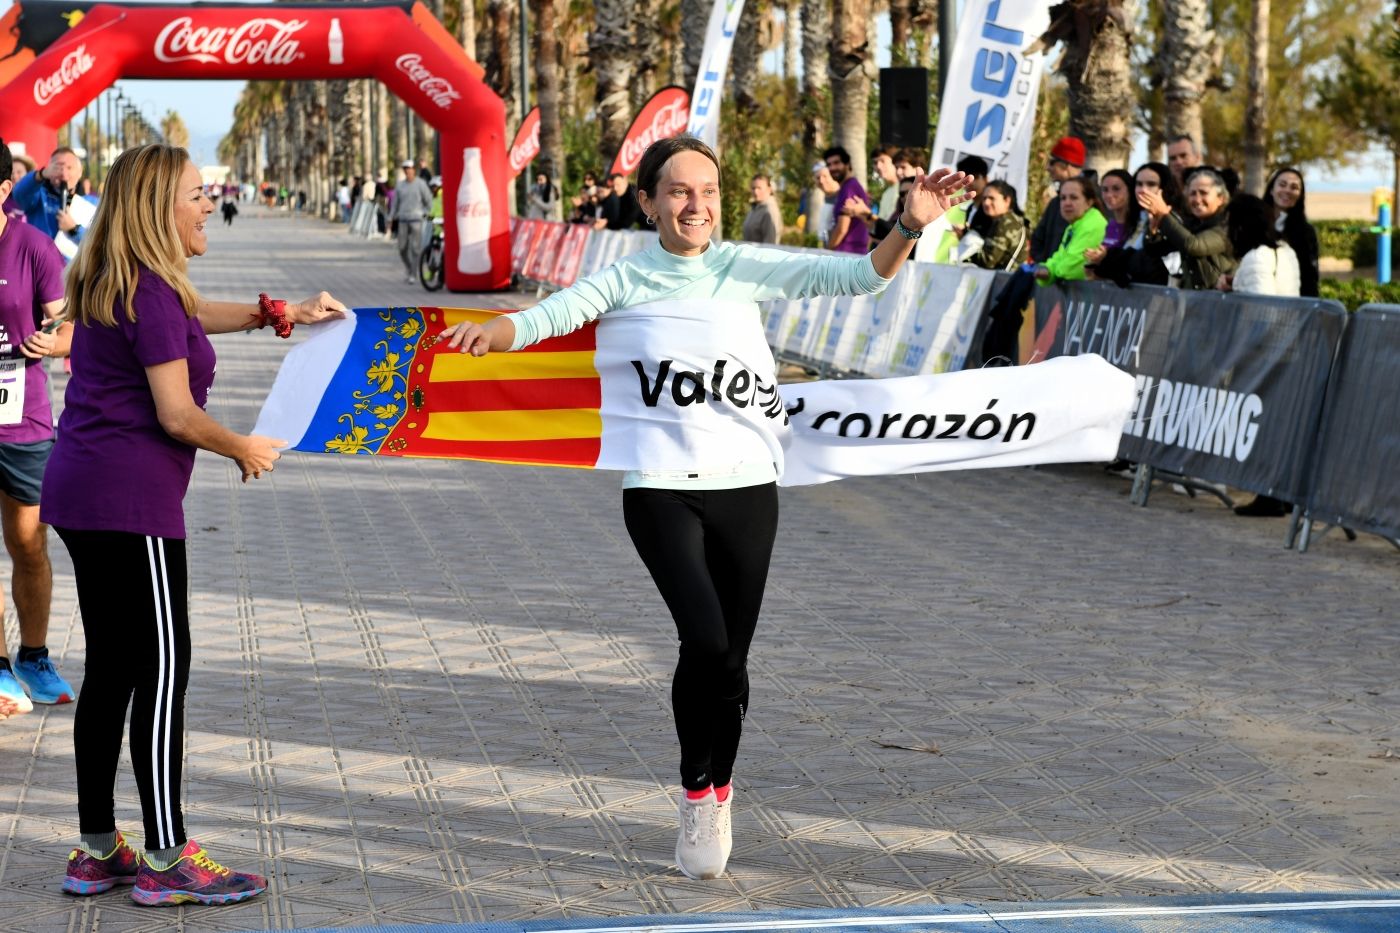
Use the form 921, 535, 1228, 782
457, 201, 490, 219
396, 54, 461, 109
509, 120, 540, 174
154, 17, 307, 65
33, 45, 93, 107
612, 91, 690, 176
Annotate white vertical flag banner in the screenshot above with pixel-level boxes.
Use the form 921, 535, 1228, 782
930, 0, 1052, 202
686, 0, 747, 148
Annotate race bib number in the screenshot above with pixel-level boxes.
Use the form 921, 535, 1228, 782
0, 359, 26, 426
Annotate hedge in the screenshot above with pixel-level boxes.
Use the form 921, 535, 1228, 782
1315, 219, 1399, 267
1318, 277, 1400, 312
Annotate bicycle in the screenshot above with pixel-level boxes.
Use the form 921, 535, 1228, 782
418, 218, 444, 291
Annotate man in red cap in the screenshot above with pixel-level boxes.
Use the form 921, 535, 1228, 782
1030, 136, 1086, 263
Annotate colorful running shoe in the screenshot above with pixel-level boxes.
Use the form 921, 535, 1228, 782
133, 834, 270, 902
63, 832, 142, 895
131, 840, 267, 907
12, 654, 75, 704
0, 669, 34, 718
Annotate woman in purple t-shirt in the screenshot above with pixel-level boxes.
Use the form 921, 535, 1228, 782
40, 144, 346, 907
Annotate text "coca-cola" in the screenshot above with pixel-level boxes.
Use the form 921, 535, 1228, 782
396, 54, 461, 109
155, 17, 307, 65
615, 99, 689, 175
33, 45, 94, 107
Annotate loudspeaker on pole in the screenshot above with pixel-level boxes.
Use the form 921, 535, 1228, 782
879, 68, 930, 150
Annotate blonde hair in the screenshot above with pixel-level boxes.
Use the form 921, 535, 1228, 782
65, 144, 202, 327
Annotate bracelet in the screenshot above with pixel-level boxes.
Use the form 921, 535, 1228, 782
257, 293, 294, 338
894, 214, 923, 240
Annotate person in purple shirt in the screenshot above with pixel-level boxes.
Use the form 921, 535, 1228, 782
0, 140, 77, 720
821, 146, 871, 254
41, 143, 347, 906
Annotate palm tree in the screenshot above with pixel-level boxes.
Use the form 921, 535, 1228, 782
631, 0, 663, 110
591, 0, 635, 167
1029, 1, 1137, 175
161, 110, 190, 149
1243, 0, 1270, 194
830, 0, 872, 182
800, 0, 829, 151
730, 0, 763, 118
533, 0, 565, 187
681, 0, 707, 89
1157, 0, 1216, 157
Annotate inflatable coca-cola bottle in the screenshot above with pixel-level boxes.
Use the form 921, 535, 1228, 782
456, 147, 491, 274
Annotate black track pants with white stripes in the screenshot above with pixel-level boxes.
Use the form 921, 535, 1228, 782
57, 528, 191, 851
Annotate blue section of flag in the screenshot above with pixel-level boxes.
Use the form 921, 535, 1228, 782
297, 308, 426, 455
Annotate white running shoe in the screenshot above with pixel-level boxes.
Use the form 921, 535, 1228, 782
714, 786, 734, 872
675, 789, 726, 880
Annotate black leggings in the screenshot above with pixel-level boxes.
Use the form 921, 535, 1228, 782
57, 528, 190, 851
623, 483, 779, 791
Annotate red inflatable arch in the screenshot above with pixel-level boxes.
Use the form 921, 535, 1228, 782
0, 0, 510, 291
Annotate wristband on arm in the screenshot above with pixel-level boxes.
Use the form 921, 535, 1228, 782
257, 293, 294, 338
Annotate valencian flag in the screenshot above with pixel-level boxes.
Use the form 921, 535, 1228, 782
255, 307, 1136, 485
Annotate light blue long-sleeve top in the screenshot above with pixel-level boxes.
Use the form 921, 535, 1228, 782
509, 240, 893, 489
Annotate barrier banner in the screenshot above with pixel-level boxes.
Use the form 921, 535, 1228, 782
1119, 292, 1344, 499
522, 222, 566, 283
547, 224, 592, 288
930, 0, 1050, 203
1303, 305, 1400, 540
510, 219, 543, 276
253, 308, 1135, 486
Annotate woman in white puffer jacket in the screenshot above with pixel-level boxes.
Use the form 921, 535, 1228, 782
1217, 194, 1300, 296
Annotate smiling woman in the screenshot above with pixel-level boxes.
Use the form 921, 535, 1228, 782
39, 142, 349, 907
438, 135, 972, 884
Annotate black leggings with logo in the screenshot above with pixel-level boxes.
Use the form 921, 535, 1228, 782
57, 528, 191, 852
623, 483, 779, 792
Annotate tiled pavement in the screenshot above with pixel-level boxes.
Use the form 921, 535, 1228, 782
1, 206, 1398, 932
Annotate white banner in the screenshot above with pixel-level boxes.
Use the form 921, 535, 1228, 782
930, 0, 1051, 202
781, 355, 1133, 486
685, 0, 747, 148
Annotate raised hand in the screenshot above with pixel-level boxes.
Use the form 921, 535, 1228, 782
902, 169, 975, 230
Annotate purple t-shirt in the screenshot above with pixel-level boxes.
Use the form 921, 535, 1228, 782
0, 219, 64, 443
832, 177, 871, 254
41, 269, 216, 539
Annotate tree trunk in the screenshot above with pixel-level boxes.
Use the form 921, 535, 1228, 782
484, 0, 518, 116
592, 0, 635, 168
830, 0, 872, 183
533, 0, 564, 198
730, 0, 762, 118
889, 0, 912, 66
681, 0, 707, 90
1057, 3, 1136, 177
459, 0, 477, 56
1158, 0, 1213, 159
632, 2, 661, 111
783, 0, 799, 82
1243, 0, 1269, 195
800, 0, 829, 151
908, 0, 936, 71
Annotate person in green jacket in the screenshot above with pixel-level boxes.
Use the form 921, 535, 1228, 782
1033, 175, 1107, 285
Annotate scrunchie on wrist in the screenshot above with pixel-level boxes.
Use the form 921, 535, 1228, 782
257, 293, 294, 338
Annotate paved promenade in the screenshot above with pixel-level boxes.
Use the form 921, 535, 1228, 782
2, 206, 1398, 932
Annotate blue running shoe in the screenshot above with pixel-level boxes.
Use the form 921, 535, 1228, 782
0, 669, 34, 718
13, 654, 75, 705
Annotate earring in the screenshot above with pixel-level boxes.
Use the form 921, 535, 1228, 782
645, 215, 656, 225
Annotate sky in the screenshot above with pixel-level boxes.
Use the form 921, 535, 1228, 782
3, 0, 1388, 193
